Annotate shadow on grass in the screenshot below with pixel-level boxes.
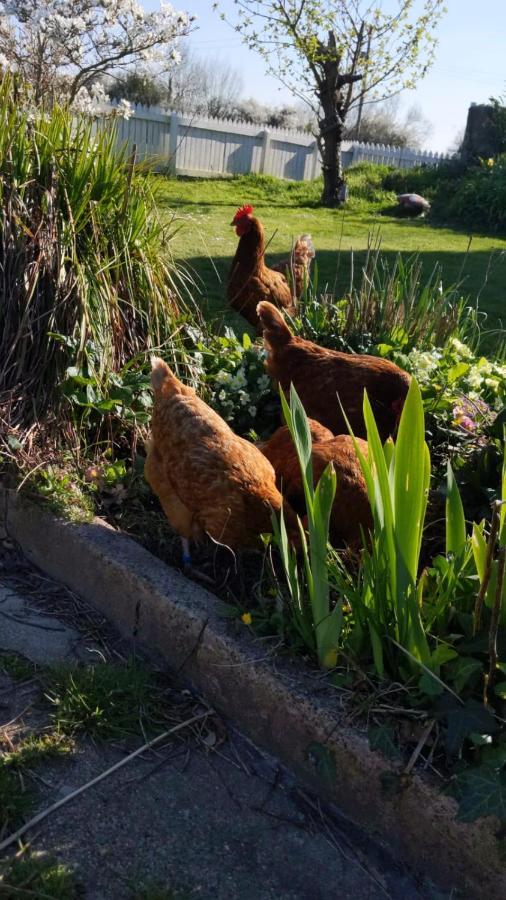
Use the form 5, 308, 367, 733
185, 248, 506, 347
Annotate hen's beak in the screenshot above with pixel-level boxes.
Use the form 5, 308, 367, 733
230, 219, 236, 226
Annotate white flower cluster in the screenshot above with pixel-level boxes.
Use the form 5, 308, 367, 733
71, 81, 109, 116
405, 347, 442, 384
0, 1, 193, 108
464, 358, 505, 406
449, 337, 473, 359
406, 336, 505, 412
209, 348, 273, 426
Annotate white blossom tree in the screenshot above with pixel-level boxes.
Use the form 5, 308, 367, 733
217, 1, 446, 206
0, 1, 194, 111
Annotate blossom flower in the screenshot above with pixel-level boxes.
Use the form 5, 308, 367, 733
406, 348, 439, 384
248, 406, 257, 417
452, 396, 492, 434
467, 368, 483, 390
216, 370, 232, 385
453, 410, 476, 431
475, 358, 493, 375
117, 98, 133, 120
449, 338, 473, 359
241, 612, 252, 625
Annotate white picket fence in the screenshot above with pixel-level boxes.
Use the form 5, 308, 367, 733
109, 105, 453, 181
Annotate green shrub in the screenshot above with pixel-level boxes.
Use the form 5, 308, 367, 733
382, 159, 462, 202
383, 156, 506, 233
442, 156, 506, 232
185, 328, 279, 439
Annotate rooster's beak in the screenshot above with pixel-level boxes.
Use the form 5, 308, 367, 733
230, 220, 236, 226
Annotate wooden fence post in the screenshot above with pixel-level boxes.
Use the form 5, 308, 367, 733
168, 111, 179, 175
259, 128, 271, 174
310, 141, 320, 179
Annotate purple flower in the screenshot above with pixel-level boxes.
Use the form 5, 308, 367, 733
453, 411, 477, 431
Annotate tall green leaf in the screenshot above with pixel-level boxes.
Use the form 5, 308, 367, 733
446, 461, 467, 557
393, 378, 427, 587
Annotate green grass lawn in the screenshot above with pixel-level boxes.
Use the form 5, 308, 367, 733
155, 167, 506, 341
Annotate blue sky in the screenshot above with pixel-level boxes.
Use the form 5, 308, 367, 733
148, 1, 506, 151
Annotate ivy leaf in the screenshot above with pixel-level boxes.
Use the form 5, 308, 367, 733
368, 724, 401, 760
451, 656, 483, 694
418, 673, 444, 697
454, 766, 506, 823
436, 697, 498, 757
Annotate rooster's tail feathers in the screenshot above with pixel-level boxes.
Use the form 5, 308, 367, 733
256, 302, 292, 345
150, 356, 176, 394
294, 234, 315, 261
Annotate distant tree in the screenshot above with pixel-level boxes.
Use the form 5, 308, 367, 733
218, 0, 446, 206
165, 51, 243, 118
346, 98, 433, 149
490, 93, 506, 153
109, 72, 164, 108
233, 97, 303, 129
447, 128, 465, 156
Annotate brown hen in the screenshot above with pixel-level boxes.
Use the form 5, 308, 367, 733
227, 205, 295, 328
259, 418, 333, 471
257, 301, 411, 443
144, 357, 298, 565
260, 425, 372, 549
271, 234, 315, 299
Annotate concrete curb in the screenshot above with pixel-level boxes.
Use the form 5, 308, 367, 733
1, 486, 503, 898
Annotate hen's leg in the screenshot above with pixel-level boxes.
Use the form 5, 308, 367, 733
181, 536, 192, 568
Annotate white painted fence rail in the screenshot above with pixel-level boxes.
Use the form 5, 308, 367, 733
108, 105, 454, 180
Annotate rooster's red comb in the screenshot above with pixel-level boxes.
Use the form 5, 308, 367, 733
233, 204, 254, 222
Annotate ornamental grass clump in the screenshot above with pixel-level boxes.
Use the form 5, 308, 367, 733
0, 74, 190, 437
273, 379, 505, 693
294, 239, 476, 356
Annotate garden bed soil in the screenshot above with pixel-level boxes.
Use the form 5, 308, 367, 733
1, 485, 505, 900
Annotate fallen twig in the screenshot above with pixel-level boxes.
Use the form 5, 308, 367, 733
0, 709, 210, 854
403, 719, 435, 776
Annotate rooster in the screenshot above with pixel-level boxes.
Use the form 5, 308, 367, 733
144, 357, 298, 565
257, 302, 410, 443
271, 233, 315, 299
228, 205, 296, 328
260, 424, 372, 549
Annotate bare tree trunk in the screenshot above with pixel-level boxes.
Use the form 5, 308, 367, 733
316, 30, 362, 207
319, 115, 345, 207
